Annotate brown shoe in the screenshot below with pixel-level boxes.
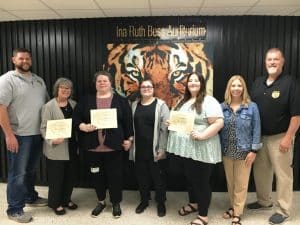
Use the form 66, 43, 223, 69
178, 203, 197, 216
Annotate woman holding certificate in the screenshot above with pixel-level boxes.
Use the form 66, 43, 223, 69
40, 77, 78, 215
167, 72, 224, 225
72, 71, 133, 219
220, 75, 261, 225
130, 79, 170, 217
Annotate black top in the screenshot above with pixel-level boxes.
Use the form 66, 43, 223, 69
60, 101, 77, 158
134, 99, 157, 160
251, 74, 300, 135
60, 102, 73, 119
72, 93, 133, 151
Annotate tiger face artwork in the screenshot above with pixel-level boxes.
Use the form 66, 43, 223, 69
104, 43, 213, 107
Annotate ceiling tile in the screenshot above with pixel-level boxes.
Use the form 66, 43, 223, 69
247, 6, 297, 15
150, 0, 202, 8
0, 0, 299, 22
256, 0, 300, 6
199, 7, 250, 15
202, 0, 257, 7
42, 0, 99, 10
56, 9, 105, 18
9, 10, 60, 20
0, 10, 19, 21
103, 8, 150, 17
95, 0, 149, 9
0, 0, 48, 10
290, 8, 300, 15
152, 8, 198, 16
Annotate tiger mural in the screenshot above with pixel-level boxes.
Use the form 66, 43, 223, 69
104, 43, 213, 107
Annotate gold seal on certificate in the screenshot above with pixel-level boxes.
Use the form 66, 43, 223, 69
168, 111, 195, 134
90, 108, 118, 129
45, 118, 72, 139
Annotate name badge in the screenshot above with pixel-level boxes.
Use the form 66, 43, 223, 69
272, 91, 280, 99
91, 167, 100, 173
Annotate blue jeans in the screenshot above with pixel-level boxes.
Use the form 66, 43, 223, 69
6, 135, 42, 215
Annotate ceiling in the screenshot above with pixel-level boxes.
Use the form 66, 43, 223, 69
0, 0, 300, 22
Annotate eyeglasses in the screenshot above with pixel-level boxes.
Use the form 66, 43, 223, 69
59, 86, 71, 90
140, 86, 154, 89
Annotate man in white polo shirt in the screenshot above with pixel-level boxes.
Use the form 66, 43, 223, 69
0, 48, 48, 223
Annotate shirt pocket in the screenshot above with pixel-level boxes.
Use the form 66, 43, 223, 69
240, 112, 252, 120
239, 112, 252, 131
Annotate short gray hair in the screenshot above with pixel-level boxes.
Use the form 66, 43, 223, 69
53, 77, 73, 98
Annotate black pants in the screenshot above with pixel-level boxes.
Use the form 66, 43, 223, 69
168, 153, 213, 217
46, 158, 75, 209
135, 159, 166, 204
87, 151, 123, 204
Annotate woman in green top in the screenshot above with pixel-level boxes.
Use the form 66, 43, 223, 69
167, 72, 224, 225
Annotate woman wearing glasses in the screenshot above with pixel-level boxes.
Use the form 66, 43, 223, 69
40, 77, 78, 215
130, 79, 170, 217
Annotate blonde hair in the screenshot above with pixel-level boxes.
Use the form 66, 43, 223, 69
224, 75, 251, 105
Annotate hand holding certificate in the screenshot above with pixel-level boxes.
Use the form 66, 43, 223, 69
45, 118, 72, 139
168, 111, 195, 134
90, 108, 118, 129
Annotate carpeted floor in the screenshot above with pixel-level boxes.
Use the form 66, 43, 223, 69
0, 183, 299, 225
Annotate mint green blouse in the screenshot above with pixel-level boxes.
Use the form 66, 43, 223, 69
167, 95, 223, 164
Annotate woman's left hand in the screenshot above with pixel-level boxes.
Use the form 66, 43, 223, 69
190, 130, 203, 141
52, 138, 64, 145
245, 152, 256, 167
122, 140, 132, 151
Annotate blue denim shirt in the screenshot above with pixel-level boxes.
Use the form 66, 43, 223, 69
220, 102, 262, 152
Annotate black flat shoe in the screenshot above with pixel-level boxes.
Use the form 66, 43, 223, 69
54, 207, 66, 215
64, 201, 78, 210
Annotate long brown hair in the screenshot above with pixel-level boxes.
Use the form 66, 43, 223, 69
175, 72, 206, 114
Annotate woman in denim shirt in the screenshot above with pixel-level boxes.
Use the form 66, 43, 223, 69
220, 75, 262, 225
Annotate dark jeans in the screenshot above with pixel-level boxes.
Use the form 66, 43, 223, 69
6, 135, 42, 215
135, 159, 166, 204
46, 158, 75, 209
168, 153, 213, 217
87, 151, 123, 204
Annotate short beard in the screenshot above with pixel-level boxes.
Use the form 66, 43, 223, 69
15, 65, 31, 73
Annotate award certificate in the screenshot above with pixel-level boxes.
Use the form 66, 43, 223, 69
90, 108, 118, 129
168, 111, 195, 134
45, 118, 72, 139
